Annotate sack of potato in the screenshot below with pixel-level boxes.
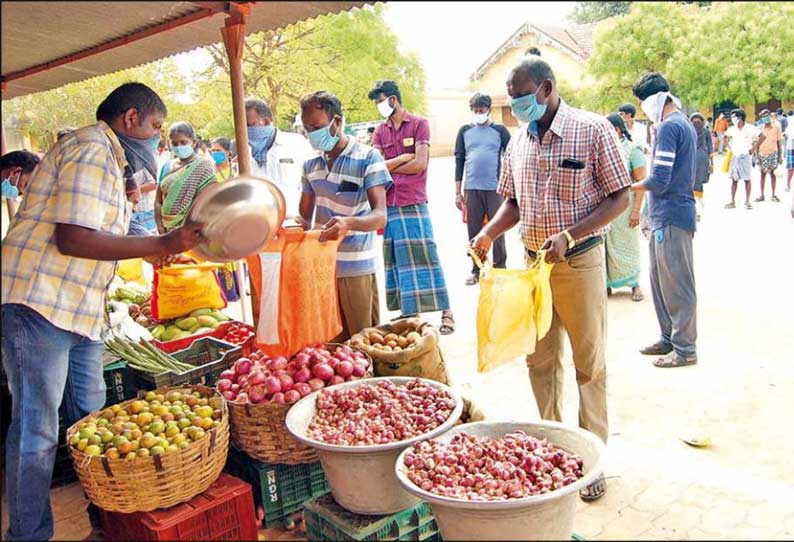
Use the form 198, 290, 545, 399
349, 318, 450, 384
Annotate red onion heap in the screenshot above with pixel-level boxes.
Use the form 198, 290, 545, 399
403, 431, 584, 501
307, 379, 455, 446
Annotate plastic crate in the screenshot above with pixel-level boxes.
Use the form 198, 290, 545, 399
303, 493, 439, 542
153, 321, 255, 355
130, 337, 241, 390
100, 473, 257, 541
103, 358, 136, 406
225, 444, 329, 527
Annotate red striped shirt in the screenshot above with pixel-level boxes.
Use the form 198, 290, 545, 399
498, 101, 632, 252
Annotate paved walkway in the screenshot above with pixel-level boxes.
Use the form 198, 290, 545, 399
3, 156, 793, 540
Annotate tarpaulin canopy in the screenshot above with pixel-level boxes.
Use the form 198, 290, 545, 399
1, 1, 368, 99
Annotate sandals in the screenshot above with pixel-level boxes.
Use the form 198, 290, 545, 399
440, 312, 456, 335
755, 196, 765, 202
653, 351, 697, 368
631, 287, 644, 302
640, 341, 673, 356
744, 202, 753, 210
724, 202, 736, 209
465, 274, 479, 286
771, 195, 780, 202
580, 472, 606, 502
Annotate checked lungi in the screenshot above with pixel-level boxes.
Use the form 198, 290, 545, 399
384, 203, 450, 315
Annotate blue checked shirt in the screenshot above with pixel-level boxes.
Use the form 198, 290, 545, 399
1, 122, 131, 339
301, 137, 392, 278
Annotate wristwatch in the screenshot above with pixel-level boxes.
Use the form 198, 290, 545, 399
561, 229, 576, 250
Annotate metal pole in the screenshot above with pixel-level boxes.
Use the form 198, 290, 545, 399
222, 4, 253, 325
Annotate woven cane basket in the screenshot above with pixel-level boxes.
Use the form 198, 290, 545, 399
66, 385, 229, 513
227, 344, 372, 464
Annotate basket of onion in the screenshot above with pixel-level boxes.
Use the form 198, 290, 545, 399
217, 343, 373, 464
394, 421, 605, 541
285, 377, 463, 515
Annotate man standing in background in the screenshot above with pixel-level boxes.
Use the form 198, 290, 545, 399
714, 112, 729, 154
755, 109, 782, 203
454, 92, 511, 285
631, 72, 698, 369
724, 108, 764, 210
618, 103, 649, 153
368, 80, 456, 335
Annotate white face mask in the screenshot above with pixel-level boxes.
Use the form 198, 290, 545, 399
472, 112, 489, 125
377, 97, 395, 119
640, 95, 663, 125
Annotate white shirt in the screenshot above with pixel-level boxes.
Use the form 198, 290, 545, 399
248, 129, 315, 217
629, 122, 649, 152
786, 115, 794, 140
726, 123, 759, 156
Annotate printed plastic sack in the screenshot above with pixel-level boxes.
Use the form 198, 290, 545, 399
247, 227, 342, 358
151, 263, 227, 320
473, 250, 554, 372
721, 150, 732, 174
116, 258, 146, 285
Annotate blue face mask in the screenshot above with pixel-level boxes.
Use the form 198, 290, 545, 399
307, 118, 341, 152
2, 177, 20, 199
173, 144, 194, 160
146, 134, 160, 153
248, 125, 275, 162
211, 150, 227, 165
510, 84, 548, 124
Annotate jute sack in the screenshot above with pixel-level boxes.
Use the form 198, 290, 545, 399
350, 318, 450, 384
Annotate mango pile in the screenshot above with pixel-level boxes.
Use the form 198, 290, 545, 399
151, 308, 231, 342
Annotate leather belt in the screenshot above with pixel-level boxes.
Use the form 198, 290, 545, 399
526, 235, 603, 261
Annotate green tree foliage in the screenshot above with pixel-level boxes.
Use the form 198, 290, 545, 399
2, 4, 425, 146
570, 2, 631, 24
585, 1, 792, 112
205, 4, 426, 129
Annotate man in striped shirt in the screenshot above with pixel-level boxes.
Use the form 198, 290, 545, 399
299, 91, 392, 341
631, 72, 698, 369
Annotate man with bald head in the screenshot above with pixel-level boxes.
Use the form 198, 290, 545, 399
471, 57, 631, 502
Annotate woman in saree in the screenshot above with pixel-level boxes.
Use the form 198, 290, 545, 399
155, 121, 217, 233
605, 113, 647, 302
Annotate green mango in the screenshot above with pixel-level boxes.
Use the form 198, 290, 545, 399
160, 325, 182, 341
191, 327, 214, 336
210, 311, 230, 322
176, 317, 198, 331
196, 315, 219, 328
172, 330, 190, 340
151, 325, 166, 339
189, 308, 213, 318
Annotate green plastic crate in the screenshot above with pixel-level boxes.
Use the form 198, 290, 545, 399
225, 445, 329, 527
103, 358, 135, 406
303, 493, 440, 542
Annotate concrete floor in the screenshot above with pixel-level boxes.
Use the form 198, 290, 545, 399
3, 155, 793, 540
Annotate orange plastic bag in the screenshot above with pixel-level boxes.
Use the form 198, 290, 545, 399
151, 263, 227, 320
246, 228, 342, 358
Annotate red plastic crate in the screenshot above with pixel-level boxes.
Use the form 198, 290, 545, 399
101, 473, 258, 541
153, 321, 255, 354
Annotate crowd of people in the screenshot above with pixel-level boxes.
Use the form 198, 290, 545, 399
3, 48, 794, 538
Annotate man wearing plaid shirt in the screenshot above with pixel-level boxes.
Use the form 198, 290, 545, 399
1, 83, 203, 541
471, 57, 631, 502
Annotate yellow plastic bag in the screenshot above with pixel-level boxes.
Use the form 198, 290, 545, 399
116, 258, 145, 285
474, 250, 554, 373
721, 150, 732, 174
152, 263, 227, 320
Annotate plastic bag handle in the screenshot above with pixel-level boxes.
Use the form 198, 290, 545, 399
468, 247, 489, 270
527, 249, 548, 269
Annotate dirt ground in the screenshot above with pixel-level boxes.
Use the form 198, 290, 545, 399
3, 155, 793, 541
